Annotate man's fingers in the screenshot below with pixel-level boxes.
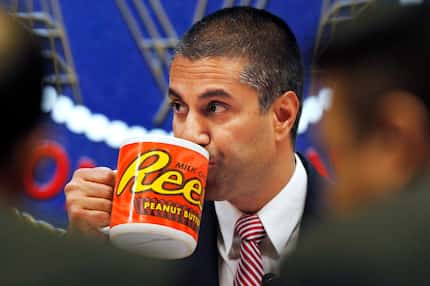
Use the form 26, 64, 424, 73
72, 167, 116, 185
64, 167, 116, 237
73, 180, 114, 200
68, 216, 109, 240
68, 206, 111, 229
67, 196, 112, 213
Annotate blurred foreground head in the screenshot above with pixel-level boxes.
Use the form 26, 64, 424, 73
0, 9, 43, 201
317, 2, 430, 213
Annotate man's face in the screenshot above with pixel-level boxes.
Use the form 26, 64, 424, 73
322, 79, 361, 187
321, 75, 395, 211
169, 56, 277, 203
321, 78, 374, 211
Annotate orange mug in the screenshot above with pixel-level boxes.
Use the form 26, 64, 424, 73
109, 135, 209, 259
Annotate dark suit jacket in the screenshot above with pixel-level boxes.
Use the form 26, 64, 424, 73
172, 155, 327, 286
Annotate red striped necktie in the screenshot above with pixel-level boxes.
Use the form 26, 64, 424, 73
234, 214, 266, 286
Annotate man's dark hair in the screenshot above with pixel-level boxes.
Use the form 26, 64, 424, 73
175, 6, 304, 141
0, 12, 43, 166
317, 3, 430, 138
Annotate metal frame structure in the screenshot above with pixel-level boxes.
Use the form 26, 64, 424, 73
116, 0, 269, 125
5, 0, 82, 103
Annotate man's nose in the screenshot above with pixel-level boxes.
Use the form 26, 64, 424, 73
176, 112, 210, 147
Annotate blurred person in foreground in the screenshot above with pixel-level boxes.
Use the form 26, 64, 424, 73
0, 9, 170, 286
64, 6, 327, 286
280, 2, 430, 285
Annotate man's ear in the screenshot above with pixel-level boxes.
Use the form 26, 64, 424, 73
366, 91, 430, 192
272, 91, 299, 141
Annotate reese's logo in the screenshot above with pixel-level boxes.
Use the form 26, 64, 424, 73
116, 150, 204, 209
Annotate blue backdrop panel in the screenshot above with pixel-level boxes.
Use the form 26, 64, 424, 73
0, 0, 335, 227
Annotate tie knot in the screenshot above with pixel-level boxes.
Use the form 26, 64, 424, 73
235, 214, 266, 242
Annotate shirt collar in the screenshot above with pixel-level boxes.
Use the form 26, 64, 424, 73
214, 153, 308, 257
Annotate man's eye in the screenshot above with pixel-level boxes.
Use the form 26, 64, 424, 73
206, 102, 226, 113
170, 101, 187, 114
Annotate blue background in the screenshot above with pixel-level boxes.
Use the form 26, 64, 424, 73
1, 0, 328, 227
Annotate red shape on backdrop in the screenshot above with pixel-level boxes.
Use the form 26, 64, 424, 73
24, 141, 70, 200
305, 148, 329, 178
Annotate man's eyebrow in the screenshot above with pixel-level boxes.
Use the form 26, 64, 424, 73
199, 89, 232, 100
168, 88, 182, 100
168, 88, 232, 100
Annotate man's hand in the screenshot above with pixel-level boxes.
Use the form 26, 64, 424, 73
65, 167, 115, 237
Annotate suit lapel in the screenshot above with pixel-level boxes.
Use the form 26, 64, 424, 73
298, 153, 329, 229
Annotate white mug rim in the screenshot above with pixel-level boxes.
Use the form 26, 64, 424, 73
120, 135, 209, 159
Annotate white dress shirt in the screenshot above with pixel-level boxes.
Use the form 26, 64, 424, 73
214, 154, 308, 286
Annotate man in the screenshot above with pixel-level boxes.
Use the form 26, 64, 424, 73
65, 7, 326, 286
280, 2, 430, 285
0, 9, 171, 286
